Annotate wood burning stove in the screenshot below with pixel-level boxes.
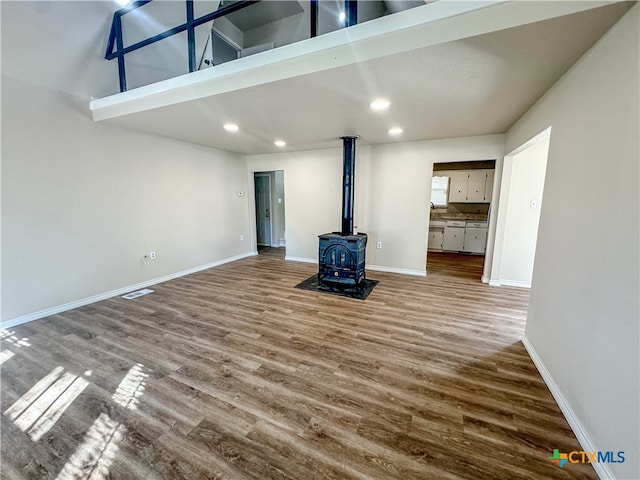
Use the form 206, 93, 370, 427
318, 136, 368, 289
318, 232, 367, 287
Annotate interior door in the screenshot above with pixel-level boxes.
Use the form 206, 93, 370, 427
254, 174, 272, 246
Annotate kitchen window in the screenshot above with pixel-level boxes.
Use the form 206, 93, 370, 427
431, 176, 449, 208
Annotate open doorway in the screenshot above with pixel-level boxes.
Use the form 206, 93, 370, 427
490, 128, 551, 287
254, 171, 286, 258
426, 160, 495, 281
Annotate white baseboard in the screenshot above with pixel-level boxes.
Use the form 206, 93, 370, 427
501, 279, 531, 288
481, 275, 490, 284
367, 264, 426, 277
0, 251, 256, 330
522, 336, 615, 480
490, 279, 531, 288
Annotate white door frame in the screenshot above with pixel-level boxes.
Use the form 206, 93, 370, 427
489, 127, 551, 287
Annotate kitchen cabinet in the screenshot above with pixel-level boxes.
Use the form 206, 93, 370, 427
463, 222, 488, 254
428, 230, 444, 251
448, 171, 469, 203
428, 221, 445, 251
447, 169, 493, 203
440, 220, 488, 254
484, 170, 494, 202
443, 221, 465, 251
466, 170, 488, 202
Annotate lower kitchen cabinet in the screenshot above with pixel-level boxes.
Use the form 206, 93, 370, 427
463, 225, 488, 253
440, 220, 488, 254
428, 230, 444, 251
443, 222, 465, 251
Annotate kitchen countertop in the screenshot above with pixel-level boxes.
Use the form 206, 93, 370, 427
430, 212, 488, 222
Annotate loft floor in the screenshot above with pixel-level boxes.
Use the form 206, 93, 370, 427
0, 254, 596, 479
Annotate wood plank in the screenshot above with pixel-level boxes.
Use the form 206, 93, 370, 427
1, 252, 595, 479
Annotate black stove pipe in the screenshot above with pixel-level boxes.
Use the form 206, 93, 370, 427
341, 135, 358, 235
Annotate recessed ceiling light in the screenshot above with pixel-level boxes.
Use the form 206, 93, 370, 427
370, 99, 390, 111
223, 123, 239, 132
114, 0, 132, 6
274, 140, 286, 147
389, 127, 403, 135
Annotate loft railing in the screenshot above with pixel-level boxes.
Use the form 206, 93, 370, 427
105, 0, 359, 93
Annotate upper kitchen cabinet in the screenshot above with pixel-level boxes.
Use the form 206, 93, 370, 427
467, 170, 488, 202
448, 169, 494, 203
448, 171, 469, 203
484, 170, 494, 202
449, 170, 469, 203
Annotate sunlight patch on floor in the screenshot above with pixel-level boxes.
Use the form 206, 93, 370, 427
55, 364, 149, 479
1, 329, 31, 348
0, 349, 15, 365
55, 413, 125, 480
3, 366, 89, 441
112, 363, 148, 410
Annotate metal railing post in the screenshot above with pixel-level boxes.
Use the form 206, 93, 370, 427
345, 0, 357, 27
186, 0, 196, 72
114, 13, 127, 92
310, 0, 318, 38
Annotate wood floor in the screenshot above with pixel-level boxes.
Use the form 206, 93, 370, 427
1, 252, 596, 479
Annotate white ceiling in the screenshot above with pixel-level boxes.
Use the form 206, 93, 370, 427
2, 1, 633, 155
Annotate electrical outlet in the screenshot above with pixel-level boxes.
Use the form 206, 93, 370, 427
149, 251, 157, 260
376, 241, 383, 249
240, 234, 244, 241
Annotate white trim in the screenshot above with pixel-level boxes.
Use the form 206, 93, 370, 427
488, 279, 532, 288
505, 126, 552, 157
498, 279, 531, 288
0, 252, 256, 330
285, 256, 316, 264
522, 336, 615, 480
481, 275, 490, 284
367, 265, 426, 277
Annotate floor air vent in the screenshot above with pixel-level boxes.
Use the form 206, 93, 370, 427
121, 288, 154, 300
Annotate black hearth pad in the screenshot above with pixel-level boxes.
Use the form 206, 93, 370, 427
294, 275, 378, 300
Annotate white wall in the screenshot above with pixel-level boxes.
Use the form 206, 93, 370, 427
247, 135, 505, 276
1, 76, 252, 325
491, 131, 549, 287
505, 6, 639, 479
272, 170, 286, 247
246, 147, 345, 262
244, 6, 309, 49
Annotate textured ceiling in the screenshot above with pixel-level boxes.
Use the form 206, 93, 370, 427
1, 1, 632, 155
96, 3, 631, 154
